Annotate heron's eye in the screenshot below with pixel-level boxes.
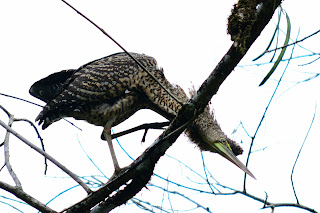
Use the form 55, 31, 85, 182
220, 138, 227, 144
220, 138, 232, 151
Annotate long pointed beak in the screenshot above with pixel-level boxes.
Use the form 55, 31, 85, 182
211, 142, 256, 179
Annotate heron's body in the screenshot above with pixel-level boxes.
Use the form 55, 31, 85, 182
30, 52, 255, 178
32, 53, 185, 129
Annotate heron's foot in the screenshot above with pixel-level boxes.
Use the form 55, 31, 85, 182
101, 132, 107, 140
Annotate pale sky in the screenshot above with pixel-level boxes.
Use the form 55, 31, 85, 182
0, 1, 320, 212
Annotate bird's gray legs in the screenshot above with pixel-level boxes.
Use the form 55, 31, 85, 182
103, 126, 121, 172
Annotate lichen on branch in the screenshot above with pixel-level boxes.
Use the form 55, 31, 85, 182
227, 0, 263, 53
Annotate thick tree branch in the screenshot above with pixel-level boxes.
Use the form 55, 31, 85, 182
64, 119, 192, 213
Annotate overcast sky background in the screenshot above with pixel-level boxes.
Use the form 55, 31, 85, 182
1, 0, 320, 212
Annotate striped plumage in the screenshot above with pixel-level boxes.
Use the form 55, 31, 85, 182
32, 53, 184, 130
30, 52, 254, 178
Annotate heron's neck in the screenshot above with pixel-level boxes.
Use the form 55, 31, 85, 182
137, 68, 188, 120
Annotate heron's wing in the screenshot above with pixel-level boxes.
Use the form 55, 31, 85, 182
34, 53, 153, 129
29, 69, 75, 103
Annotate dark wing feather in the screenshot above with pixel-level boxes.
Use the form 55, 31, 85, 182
29, 69, 75, 103
34, 53, 148, 129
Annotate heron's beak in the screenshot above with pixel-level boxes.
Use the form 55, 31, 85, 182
210, 142, 256, 179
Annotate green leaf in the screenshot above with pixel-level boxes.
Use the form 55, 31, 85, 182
253, 9, 281, 61
259, 11, 291, 86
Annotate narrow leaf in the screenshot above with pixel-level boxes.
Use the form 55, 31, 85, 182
253, 9, 281, 61
259, 11, 291, 86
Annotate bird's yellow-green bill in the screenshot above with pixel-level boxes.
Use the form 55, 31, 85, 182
212, 142, 256, 179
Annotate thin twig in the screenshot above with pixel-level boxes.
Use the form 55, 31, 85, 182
291, 104, 316, 204
0, 92, 42, 107
244, 29, 299, 191
299, 56, 320, 66
265, 29, 320, 53
200, 152, 219, 194
2, 111, 23, 189
64, 105, 194, 212
13, 118, 48, 174
110, 122, 170, 140
154, 174, 213, 194
0, 92, 82, 131
0, 180, 57, 213
164, 176, 174, 212
216, 183, 317, 213
0, 120, 92, 194
165, 154, 214, 188
60, 0, 183, 105
131, 198, 170, 213
157, 184, 213, 213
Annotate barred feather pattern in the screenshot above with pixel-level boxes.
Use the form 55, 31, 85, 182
33, 53, 186, 129
31, 52, 243, 156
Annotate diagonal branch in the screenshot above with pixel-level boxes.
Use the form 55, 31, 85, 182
64, 119, 192, 213
0, 119, 92, 194
0, 180, 57, 213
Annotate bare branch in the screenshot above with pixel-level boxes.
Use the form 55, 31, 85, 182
1, 107, 23, 189
265, 29, 320, 53
64, 118, 190, 212
13, 118, 48, 174
262, 203, 317, 213
291, 105, 316, 204
0, 92, 82, 131
0, 92, 42, 108
131, 198, 170, 213
201, 152, 220, 194
0, 119, 92, 194
0, 180, 57, 213
244, 26, 299, 191
144, 183, 213, 212
167, 190, 212, 212
216, 183, 318, 213
110, 122, 170, 141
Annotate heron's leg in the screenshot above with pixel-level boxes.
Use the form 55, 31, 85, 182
103, 126, 121, 172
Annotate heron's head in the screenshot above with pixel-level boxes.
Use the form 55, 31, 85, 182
185, 100, 255, 179
205, 136, 255, 179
